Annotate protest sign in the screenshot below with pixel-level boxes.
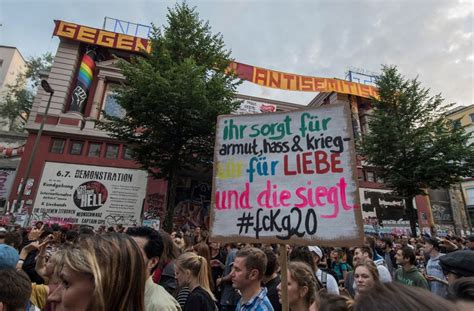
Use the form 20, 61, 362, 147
32, 162, 148, 228
210, 103, 363, 246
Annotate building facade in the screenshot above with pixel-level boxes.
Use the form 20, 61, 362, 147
6, 20, 302, 229
446, 105, 474, 233
0, 46, 27, 131
309, 91, 433, 235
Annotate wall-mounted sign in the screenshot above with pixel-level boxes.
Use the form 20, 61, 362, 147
53, 20, 152, 53
234, 99, 277, 115
0, 169, 16, 201
33, 162, 148, 227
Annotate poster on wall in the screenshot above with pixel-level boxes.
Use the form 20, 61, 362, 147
0, 169, 16, 200
359, 188, 411, 235
234, 99, 277, 115
210, 103, 363, 246
33, 162, 148, 227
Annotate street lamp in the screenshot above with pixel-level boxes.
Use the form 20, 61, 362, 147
15, 80, 54, 226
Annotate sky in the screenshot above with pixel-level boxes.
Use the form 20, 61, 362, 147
1, 0, 473, 106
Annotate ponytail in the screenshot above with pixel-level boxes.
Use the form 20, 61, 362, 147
176, 252, 216, 301
197, 256, 215, 300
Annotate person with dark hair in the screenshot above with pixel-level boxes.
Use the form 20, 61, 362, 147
354, 282, 457, 311
127, 226, 180, 311
329, 248, 351, 284
319, 294, 353, 311
364, 235, 383, 262
232, 247, 273, 311
466, 235, 474, 251
65, 230, 79, 244
78, 226, 94, 236
4, 231, 22, 250
448, 277, 474, 311
209, 241, 226, 301
423, 236, 448, 297
17, 240, 45, 284
394, 246, 428, 289
262, 248, 281, 311
380, 237, 397, 275
217, 243, 240, 311
289, 246, 315, 272
152, 230, 180, 294
0, 268, 32, 311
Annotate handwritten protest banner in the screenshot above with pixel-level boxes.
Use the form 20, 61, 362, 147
210, 103, 363, 246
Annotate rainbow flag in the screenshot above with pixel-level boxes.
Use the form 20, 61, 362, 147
77, 53, 95, 89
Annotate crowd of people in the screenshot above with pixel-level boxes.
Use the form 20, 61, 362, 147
1, 221, 474, 311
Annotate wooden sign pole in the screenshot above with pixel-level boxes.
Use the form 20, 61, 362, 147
279, 245, 289, 311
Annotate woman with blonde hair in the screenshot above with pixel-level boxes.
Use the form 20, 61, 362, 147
175, 252, 217, 311
278, 261, 319, 311
192, 242, 214, 290
353, 259, 380, 297
48, 233, 146, 311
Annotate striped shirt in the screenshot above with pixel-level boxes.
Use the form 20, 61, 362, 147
176, 286, 190, 309
236, 287, 274, 311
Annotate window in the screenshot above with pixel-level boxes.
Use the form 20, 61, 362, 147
50, 138, 66, 153
466, 188, 474, 206
122, 146, 133, 160
105, 144, 119, 159
452, 119, 462, 129
88, 143, 102, 157
376, 175, 384, 184
470, 114, 474, 123
366, 171, 375, 182
69, 140, 84, 155
102, 84, 126, 119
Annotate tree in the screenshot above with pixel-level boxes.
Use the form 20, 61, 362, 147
359, 66, 474, 236
0, 53, 53, 131
99, 2, 240, 231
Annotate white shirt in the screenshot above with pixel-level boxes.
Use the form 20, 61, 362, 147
376, 264, 392, 283
145, 277, 181, 311
316, 269, 340, 295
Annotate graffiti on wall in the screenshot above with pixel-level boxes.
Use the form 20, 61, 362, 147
360, 188, 411, 234
431, 203, 453, 223
143, 177, 212, 229
144, 192, 165, 220
428, 188, 454, 226
173, 180, 211, 229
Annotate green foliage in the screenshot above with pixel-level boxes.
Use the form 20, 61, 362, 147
360, 66, 474, 198
0, 52, 53, 131
100, 2, 240, 179
24, 52, 54, 88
